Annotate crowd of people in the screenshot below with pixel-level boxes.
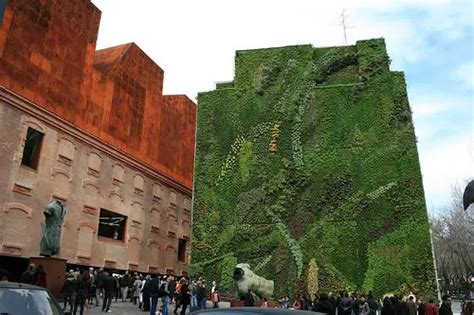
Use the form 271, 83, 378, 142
17, 264, 222, 315
14, 264, 473, 315
268, 291, 472, 315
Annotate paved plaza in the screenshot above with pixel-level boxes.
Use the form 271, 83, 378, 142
78, 299, 230, 315
69, 299, 463, 315
74, 300, 181, 315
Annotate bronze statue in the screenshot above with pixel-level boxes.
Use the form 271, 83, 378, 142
40, 200, 66, 257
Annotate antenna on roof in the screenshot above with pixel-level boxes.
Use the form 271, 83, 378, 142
340, 9, 354, 45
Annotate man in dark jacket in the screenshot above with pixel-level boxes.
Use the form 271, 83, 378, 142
339, 293, 353, 315
61, 271, 76, 313
121, 271, 131, 302
21, 263, 37, 284
196, 279, 208, 309
95, 268, 105, 306
438, 295, 453, 315
314, 293, 335, 315
329, 292, 338, 311
141, 275, 151, 312
73, 270, 87, 315
407, 296, 417, 315
417, 299, 425, 315
102, 271, 116, 312
391, 296, 405, 315
368, 293, 380, 315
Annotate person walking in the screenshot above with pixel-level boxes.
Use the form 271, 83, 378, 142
425, 299, 438, 315
391, 296, 405, 315
61, 271, 76, 313
381, 297, 395, 315
95, 268, 105, 307
21, 263, 37, 284
114, 275, 120, 302
339, 293, 354, 315
359, 296, 371, 315
189, 280, 198, 311
210, 281, 221, 309
417, 299, 425, 315
87, 269, 96, 306
102, 271, 116, 313
132, 275, 141, 305
196, 279, 208, 309
168, 277, 177, 305
139, 275, 147, 309
407, 296, 417, 315
149, 275, 160, 315
313, 293, 335, 315
294, 293, 303, 310
174, 278, 183, 314
121, 271, 131, 302
368, 293, 380, 315
438, 295, 453, 315
142, 275, 152, 312
179, 278, 191, 315
73, 270, 87, 315
157, 277, 170, 315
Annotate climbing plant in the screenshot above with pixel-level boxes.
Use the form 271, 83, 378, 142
191, 39, 437, 300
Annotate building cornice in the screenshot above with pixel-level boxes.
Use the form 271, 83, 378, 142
0, 86, 192, 196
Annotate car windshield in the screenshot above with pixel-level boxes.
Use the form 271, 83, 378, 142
0, 287, 62, 315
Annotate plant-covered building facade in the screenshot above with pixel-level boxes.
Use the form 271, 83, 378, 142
192, 39, 437, 299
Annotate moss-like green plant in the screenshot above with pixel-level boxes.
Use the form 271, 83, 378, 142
192, 39, 437, 300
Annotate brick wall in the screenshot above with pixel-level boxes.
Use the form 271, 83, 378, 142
0, 95, 191, 273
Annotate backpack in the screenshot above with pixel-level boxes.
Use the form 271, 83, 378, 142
157, 283, 168, 297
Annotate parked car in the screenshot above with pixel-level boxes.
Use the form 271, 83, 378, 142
0, 281, 70, 315
191, 307, 315, 314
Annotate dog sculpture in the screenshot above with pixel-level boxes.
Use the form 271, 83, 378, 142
232, 263, 274, 299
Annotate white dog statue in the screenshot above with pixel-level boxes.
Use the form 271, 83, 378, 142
232, 263, 274, 299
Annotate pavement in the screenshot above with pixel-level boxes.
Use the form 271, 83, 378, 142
82, 299, 230, 315
70, 298, 464, 315
74, 299, 176, 315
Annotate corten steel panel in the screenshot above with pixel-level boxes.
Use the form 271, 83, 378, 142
0, 0, 196, 189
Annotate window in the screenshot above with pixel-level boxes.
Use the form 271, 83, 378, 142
134, 175, 144, 195
112, 164, 125, 187
178, 238, 187, 262
21, 127, 44, 170
98, 208, 127, 241
57, 138, 75, 166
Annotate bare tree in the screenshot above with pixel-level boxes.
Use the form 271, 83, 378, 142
430, 182, 474, 296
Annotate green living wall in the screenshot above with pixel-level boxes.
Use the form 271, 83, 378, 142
192, 39, 437, 299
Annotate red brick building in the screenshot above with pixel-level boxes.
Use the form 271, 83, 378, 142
0, 0, 196, 277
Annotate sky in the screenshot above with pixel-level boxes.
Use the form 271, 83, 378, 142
91, 0, 473, 216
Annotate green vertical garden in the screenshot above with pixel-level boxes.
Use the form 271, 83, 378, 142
192, 38, 437, 299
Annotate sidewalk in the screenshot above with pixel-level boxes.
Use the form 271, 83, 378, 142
85, 299, 231, 315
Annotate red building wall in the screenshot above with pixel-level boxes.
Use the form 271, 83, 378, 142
0, 0, 196, 189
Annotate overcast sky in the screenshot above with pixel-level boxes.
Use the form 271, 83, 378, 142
91, 0, 473, 216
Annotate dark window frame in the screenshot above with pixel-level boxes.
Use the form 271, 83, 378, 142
177, 238, 187, 262
98, 208, 127, 242
21, 127, 44, 170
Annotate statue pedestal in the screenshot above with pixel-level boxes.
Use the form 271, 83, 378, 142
30, 256, 67, 299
